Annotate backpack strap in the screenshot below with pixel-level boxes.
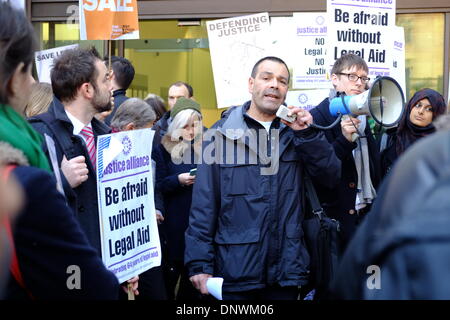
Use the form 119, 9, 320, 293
1, 165, 34, 299
29, 113, 78, 159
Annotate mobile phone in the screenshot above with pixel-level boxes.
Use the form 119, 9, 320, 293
189, 168, 197, 176
276, 105, 297, 123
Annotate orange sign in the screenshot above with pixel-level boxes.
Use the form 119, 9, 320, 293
79, 0, 140, 40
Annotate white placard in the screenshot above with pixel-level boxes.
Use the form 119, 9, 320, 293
267, 17, 295, 69
97, 129, 161, 283
207, 13, 271, 109
34, 44, 79, 84
327, 0, 397, 78
292, 13, 330, 89
388, 26, 406, 99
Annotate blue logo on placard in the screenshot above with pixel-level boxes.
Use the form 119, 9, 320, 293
298, 94, 308, 105
122, 136, 132, 155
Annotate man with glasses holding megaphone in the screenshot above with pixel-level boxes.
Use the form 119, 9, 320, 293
309, 53, 383, 250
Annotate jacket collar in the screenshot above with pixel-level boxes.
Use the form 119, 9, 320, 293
216, 101, 292, 163
218, 101, 287, 140
113, 88, 127, 97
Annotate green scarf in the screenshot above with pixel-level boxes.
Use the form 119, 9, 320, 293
0, 104, 51, 172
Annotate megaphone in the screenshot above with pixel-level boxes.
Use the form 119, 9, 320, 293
329, 76, 405, 127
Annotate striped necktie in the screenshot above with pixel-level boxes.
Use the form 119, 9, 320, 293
80, 125, 96, 170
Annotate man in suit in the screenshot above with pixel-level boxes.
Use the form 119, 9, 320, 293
30, 47, 112, 254
30, 47, 139, 296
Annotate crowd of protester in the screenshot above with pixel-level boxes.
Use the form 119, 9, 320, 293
1, 2, 450, 300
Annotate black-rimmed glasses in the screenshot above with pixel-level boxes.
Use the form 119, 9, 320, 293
338, 73, 370, 83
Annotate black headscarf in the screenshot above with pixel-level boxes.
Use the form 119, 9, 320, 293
396, 88, 447, 155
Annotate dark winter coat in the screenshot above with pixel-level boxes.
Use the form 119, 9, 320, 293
0, 143, 118, 300
185, 102, 341, 293
153, 136, 199, 262
29, 98, 111, 255
104, 89, 129, 126
330, 129, 450, 299
310, 98, 381, 247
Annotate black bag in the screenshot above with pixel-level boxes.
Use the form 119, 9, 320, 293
302, 172, 341, 299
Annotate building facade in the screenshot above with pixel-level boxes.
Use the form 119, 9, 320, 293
28, 0, 450, 126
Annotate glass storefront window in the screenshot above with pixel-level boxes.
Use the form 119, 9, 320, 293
124, 20, 222, 128
397, 13, 445, 100
33, 22, 106, 53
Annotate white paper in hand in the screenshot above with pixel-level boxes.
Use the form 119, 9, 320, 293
206, 277, 223, 300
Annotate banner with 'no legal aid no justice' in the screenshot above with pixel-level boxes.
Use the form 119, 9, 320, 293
79, 0, 140, 40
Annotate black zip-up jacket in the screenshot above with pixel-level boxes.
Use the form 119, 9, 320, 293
185, 102, 341, 292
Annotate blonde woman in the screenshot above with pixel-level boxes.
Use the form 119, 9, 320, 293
24, 82, 53, 118
152, 97, 203, 300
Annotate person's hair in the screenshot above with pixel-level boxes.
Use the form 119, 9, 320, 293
396, 88, 447, 155
51, 47, 101, 103
0, 2, 36, 105
24, 82, 53, 117
250, 56, 290, 83
169, 81, 194, 98
110, 98, 156, 131
166, 109, 202, 140
105, 56, 135, 90
144, 93, 166, 121
331, 53, 368, 75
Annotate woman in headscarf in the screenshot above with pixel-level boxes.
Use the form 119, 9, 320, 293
380, 88, 447, 177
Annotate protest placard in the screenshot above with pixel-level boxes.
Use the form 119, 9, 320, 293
327, 0, 397, 78
97, 129, 161, 283
207, 12, 271, 109
79, 0, 140, 40
292, 13, 330, 89
34, 44, 79, 84
389, 26, 406, 96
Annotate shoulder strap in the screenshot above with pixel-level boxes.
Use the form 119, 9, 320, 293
1, 165, 34, 299
303, 172, 324, 220
29, 113, 77, 159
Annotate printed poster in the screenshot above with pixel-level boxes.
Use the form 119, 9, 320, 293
97, 129, 161, 283
292, 13, 330, 89
207, 12, 271, 109
79, 0, 140, 40
34, 44, 79, 84
327, 0, 397, 78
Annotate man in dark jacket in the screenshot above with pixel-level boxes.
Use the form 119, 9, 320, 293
30, 47, 112, 255
29, 47, 139, 296
185, 56, 341, 300
153, 81, 194, 148
103, 56, 135, 126
309, 53, 381, 248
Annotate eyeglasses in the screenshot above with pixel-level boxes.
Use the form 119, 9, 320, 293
338, 73, 370, 83
413, 103, 433, 112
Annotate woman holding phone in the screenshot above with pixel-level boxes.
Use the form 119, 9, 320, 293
152, 97, 203, 300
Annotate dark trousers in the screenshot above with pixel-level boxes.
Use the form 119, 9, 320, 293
118, 266, 167, 300
164, 260, 202, 300
222, 285, 299, 300
136, 266, 168, 300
